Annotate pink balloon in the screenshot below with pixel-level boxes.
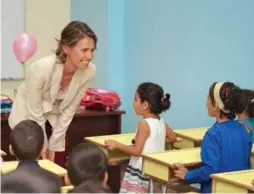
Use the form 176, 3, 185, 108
13, 33, 37, 64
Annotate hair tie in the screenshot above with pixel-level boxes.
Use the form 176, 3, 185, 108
161, 96, 166, 103
161, 93, 170, 103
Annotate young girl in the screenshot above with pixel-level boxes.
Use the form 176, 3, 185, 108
174, 82, 252, 193
105, 82, 177, 193
236, 89, 254, 140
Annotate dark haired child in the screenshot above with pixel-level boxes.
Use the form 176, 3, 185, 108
71, 180, 112, 193
105, 82, 176, 193
1, 166, 61, 193
9, 119, 45, 168
235, 89, 254, 140
66, 142, 108, 187
174, 82, 252, 193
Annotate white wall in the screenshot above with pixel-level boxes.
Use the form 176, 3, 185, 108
1, 0, 70, 100
1, 0, 25, 79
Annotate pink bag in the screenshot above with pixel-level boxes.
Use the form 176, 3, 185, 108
80, 88, 121, 111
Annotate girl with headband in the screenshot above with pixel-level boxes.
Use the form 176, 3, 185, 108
174, 82, 252, 193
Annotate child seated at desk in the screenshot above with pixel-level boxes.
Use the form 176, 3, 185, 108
70, 180, 111, 193
65, 142, 108, 189
174, 82, 252, 193
1, 165, 61, 193
9, 119, 46, 168
105, 82, 177, 193
235, 89, 254, 141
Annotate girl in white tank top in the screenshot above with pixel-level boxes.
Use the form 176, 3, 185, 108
105, 82, 177, 193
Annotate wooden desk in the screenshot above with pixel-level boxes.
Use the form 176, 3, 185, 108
1, 159, 67, 177
86, 133, 181, 164
142, 147, 254, 193
174, 127, 208, 148
61, 185, 74, 193
1, 109, 125, 193
86, 133, 134, 164
211, 169, 254, 193
142, 148, 201, 183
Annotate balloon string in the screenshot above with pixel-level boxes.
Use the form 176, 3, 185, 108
21, 63, 26, 79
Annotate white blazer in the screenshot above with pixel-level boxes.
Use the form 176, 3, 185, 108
8, 55, 96, 152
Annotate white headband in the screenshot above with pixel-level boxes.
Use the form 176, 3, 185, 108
213, 82, 230, 113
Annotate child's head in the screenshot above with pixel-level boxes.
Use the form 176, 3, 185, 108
10, 120, 44, 161
134, 82, 171, 116
66, 142, 108, 186
71, 180, 112, 193
206, 82, 242, 120
1, 166, 61, 193
236, 89, 254, 119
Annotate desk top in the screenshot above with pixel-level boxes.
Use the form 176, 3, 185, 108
143, 145, 254, 167
86, 133, 135, 146
211, 169, 254, 192
142, 148, 201, 167
61, 185, 74, 193
86, 133, 182, 147
174, 127, 209, 142
1, 160, 67, 177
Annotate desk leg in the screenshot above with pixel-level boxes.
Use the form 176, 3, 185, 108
149, 178, 154, 193
161, 183, 167, 194
107, 165, 121, 193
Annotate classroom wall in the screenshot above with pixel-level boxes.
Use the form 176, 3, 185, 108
123, 0, 254, 132
71, 0, 125, 95
72, 0, 254, 132
2, 1, 253, 133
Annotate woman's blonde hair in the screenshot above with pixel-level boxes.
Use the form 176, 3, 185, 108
55, 21, 97, 63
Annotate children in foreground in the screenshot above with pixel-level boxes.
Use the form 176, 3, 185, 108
174, 82, 252, 193
71, 180, 112, 193
1, 165, 61, 193
105, 82, 177, 193
66, 142, 108, 187
9, 119, 45, 168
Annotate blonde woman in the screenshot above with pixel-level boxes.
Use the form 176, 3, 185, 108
9, 21, 97, 166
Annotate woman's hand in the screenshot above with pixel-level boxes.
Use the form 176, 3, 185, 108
105, 140, 118, 150
47, 150, 55, 161
173, 163, 188, 180
40, 146, 48, 160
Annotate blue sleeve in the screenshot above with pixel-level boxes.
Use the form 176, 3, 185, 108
184, 131, 220, 183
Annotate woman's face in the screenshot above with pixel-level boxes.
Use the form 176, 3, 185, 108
64, 36, 95, 69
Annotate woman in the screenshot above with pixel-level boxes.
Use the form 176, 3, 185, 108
8, 21, 97, 165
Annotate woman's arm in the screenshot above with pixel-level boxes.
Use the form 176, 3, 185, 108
26, 61, 46, 126
166, 124, 177, 142
105, 119, 150, 157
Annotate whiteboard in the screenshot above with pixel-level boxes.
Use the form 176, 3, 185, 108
1, 0, 25, 79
